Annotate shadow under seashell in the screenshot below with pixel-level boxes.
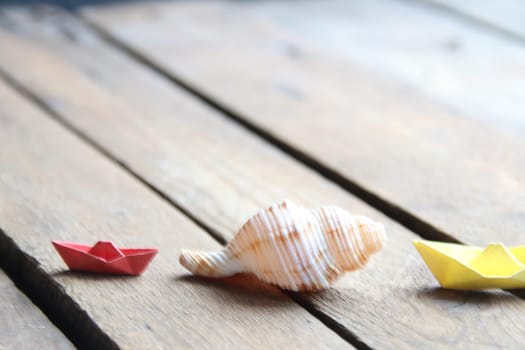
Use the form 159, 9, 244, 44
175, 273, 289, 300
180, 200, 387, 292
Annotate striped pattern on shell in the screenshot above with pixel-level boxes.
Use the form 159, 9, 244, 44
180, 200, 386, 292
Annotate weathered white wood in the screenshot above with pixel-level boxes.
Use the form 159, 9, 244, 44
1, 8, 525, 348
240, 0, 525, 134
0, 74, 350, 349
82, 1, 525, 247
427, 0, 525, 39
102, 0, 525, 135
0, 270, 74, 350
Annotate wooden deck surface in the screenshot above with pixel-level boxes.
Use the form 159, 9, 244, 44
0, 1, 524, 349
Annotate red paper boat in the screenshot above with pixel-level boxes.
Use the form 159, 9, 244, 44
52, 240, 158, 275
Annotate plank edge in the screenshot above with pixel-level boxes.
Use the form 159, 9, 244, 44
0, 226, 118, 349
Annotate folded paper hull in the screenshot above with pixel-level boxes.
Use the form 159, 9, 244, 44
414, 240, 525, 290
53, 241, 158, 275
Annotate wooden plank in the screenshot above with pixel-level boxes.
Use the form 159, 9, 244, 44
0, 270, 74, 350
81, 1, 525, 247
1, 8, 525, 349
0, 73, 350, 349
424, 0, 525, 39
234, 0, 525, 134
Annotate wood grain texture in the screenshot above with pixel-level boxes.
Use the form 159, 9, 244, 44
81, 1, 525, 247
0, 270, 74, 350
1, 8, 525, 349
238, 0, 525, 134
424, 0, 525, 39
0, 72, 350, 349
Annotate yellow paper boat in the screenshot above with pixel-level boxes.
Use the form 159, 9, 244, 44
413, 240, 525, 290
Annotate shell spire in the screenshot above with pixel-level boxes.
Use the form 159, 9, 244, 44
179, 250, 243, 277
179, 200, 386, 292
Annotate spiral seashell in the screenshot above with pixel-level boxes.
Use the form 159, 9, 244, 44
180, 200, 386, 292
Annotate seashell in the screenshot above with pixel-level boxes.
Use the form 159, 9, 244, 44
179, 200, 386, 292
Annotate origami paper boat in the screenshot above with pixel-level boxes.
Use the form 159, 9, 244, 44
414, 239, 525, 290
52, 240, 158, 275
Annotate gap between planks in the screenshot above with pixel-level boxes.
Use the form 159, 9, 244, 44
0, 51, 366, 350
0, 66, 226, 247
0, 258, 74, 350
0, 229, 118, 349
80, 11, 459, 247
